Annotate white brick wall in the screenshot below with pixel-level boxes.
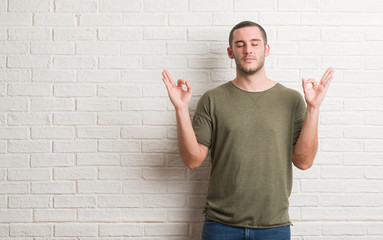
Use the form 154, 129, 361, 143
0, 0, 382, 239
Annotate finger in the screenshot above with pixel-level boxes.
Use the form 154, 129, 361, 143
321, 69, 334, 88
185, 80, 193, 95
321, 68, 333, 83
163, 69, 176, 87
307, 78, 318, 89
177, 79, 186, 88
302, 78, 308, 92
162, 77, 172, 91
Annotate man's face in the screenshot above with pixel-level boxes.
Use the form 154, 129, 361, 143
228, 26, 270, 75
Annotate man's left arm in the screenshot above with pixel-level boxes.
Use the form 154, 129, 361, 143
292, 68, 334, 170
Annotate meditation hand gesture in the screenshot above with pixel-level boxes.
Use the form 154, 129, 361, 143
162, 69, 193, 110
302, 67, 334, 109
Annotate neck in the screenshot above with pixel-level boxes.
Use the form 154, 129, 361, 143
232, 67, 276, 92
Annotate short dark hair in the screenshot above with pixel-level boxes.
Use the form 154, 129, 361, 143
229, 21, 267, 49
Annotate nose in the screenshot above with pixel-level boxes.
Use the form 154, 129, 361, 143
244, 45, 253, 55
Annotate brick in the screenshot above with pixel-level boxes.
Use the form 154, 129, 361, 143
121, 153, 165, 166
78, 127, 120, 139
121, 41, 165, 55
318, 125, 342, 139
99, 28, 141, 41
234, 0, 275, 11
98, 195, 141, 208
169, 13, 211, 26
143, 194, 185, 208
54, 223, 97, 237
289, 194, 319, 207
123, 181, 167, 194
8, 83, 52, 96
8, 56, 50, 68
122, 208, 166, 222
321, 139, 363, 152
33, 69, 75, 82
78, 181, 121, 193
259, 13, 300, 25
0, 127, 28, 140
344, 98, 383, 111
99, 140, 140, 152
144, 223, 188, 236
78, 209, 121, 221
8, 140, 51, 153
99, 167, 141, 179
9, 27, 50, 40
366, 27, 383, 40
365, 57, 383, 69
321, 166, 364, 179
212, 13, 259, 26
302, 207, 383, 221
32, 182, 75, 194
10, 224, 52, 237
0, 154, 29, 168
320, 0, 363, 12
122, 98, 168, 111
168, 181, 208, 194
166, 43, 209, 55
54, 28, 96, 40
278, 57, 320, 69
31, 42, 74, 54
121, 70, 162, 83
100, 0, 142, 12
76, 42, 118, 55
299, 43, 341, 55
99, 224, 142, 237
188, 28, 227, 41
77, 99, 120, 111
31, 154, 74, 167
344, 153, 383, 166
8, 168, 51, 181
55, 0, 97, 12
188, 57, 230, 69
321, 194, 383, 207
31, 98, 74, 111
53, 140, 97, 153
322, 29, 364, 42
0, 28, 5, 40
0, 98, 28, 111
77, 153, 119, 166
344, 70, 383, 83
168, 209, 203, 222
143, 168, 186, 180
53, 196, 96, 208
320, 112, 363, 125
142, 84, 168, 97
54, 167, 97, 180
98, 112, 142, 125
9, 0, 50, 12
291, 222, 321, 236
53, 57, 97, 69
0, 183, 29, 194
190, 0, 232, 11
0, 209, 32, 223
301, 13, 346, 26
99, 56, 140, 69
80, 14, 122, 26
0, 13, 32, 26
344, 126, 383, 139
124, 13, 166, 26
368, 223, 383, 235
0, 42, 28, 54
54, 84, 95, 97
121, 126, 166, 139
0, 224, 8, 237
365, 140, 383, 152
277, 27, 320, 41
8, 196, 51, 208
278, 0, 319, 11
302, 180, 344, 193
54, 113, 96, 125
0, 69, 30, 82
78, 70, 120, 82
143, 56, 187, 69
34, 13, 77, 26
143, 112, 176, 125
98, 84, 140, 97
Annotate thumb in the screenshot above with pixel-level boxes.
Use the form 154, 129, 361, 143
185, 81, 193, 95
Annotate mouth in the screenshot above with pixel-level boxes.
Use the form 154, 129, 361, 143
243, 58, 255, 63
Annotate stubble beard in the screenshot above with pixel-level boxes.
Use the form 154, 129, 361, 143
233, 53, 265, 75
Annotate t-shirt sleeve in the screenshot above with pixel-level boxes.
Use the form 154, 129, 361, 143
293, 93, 307, 145
192, 94, 213, 149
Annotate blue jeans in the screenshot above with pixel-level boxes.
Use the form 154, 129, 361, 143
202, 218, 291, 240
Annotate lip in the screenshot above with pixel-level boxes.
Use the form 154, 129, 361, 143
244, 58, 255, 62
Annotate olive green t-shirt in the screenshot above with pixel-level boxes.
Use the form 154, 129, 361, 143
192, 81, 306, 228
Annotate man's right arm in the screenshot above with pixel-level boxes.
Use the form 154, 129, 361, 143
162, 69, 209, 169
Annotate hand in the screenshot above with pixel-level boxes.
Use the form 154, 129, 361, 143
162, 69, 193, 110
302, 67, 334, 109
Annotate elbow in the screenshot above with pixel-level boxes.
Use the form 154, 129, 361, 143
184, 160, 202, 170
294, 162, 313, 171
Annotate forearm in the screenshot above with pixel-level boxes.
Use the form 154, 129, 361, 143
293, 106, 320, 170
175, 107, 206, 169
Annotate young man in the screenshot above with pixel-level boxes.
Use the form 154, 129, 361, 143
162, 21, 334, 240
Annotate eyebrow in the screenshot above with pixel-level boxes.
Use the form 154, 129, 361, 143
234, 39, 262, 44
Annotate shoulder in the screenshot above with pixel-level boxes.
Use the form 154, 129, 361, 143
198, 82, 231, 101
274, 83, 303, 101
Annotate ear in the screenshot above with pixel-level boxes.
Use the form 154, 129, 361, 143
227, 47, 234, 59
265, 44, 270, 57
